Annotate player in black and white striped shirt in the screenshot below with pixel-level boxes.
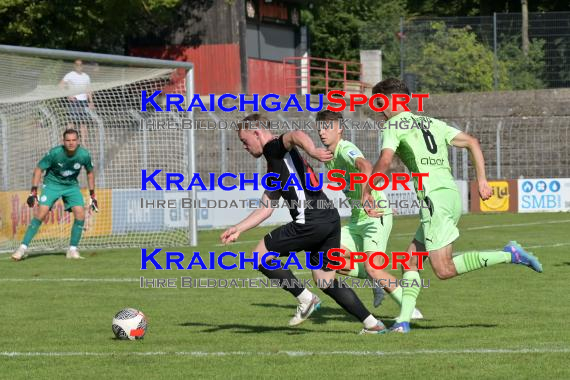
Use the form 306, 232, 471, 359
220, 114, 386, 334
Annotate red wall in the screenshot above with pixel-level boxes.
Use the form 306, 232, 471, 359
248, 58, 294, 95
130, 44, 242, 95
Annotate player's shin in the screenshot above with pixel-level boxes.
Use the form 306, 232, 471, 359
395, 271, 422, 323
387, 286, 404, 305
452, 251, 511, 274
322, 279, 377, 327
257, 265, 305, 297
22, 218, 42, 246
70, 219, 85, 247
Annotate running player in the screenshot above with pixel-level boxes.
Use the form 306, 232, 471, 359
316, 109, 422, 319
221, 113, 386, 334
363, 78, 542, 333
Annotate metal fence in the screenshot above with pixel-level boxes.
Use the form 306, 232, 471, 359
194, 112, 570, 183
399, 12, 570, 92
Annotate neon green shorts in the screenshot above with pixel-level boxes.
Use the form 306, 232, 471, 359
39, 182, 84, 211
341, 213, 393, 254
414, 188, 461, 251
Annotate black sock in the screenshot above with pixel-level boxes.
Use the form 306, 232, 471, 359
258, 266, 304, 297
322, 279, 370, 322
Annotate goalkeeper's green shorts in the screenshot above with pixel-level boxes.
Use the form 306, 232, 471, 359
414, 188, 462, 251
39, 182, 84, 211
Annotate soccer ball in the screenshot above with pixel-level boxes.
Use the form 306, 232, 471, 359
112, 308, 147, 340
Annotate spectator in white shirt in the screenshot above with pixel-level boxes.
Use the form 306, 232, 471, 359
60, 60, 94, 146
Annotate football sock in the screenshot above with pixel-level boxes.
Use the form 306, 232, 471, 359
357, 263, 368, 279
22, 218, 42, 246
362, 314, 380, 329
453, 251, 511, 275
258, 265, 304, 297
347, 262, 368, 279
396, 271, 421, 323
70, 219, 85, 247
387, 286, 404, 306
322, 279, 371, 322
296, 289, 313, 304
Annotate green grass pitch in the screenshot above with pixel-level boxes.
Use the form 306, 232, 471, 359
1, 212, 569, 379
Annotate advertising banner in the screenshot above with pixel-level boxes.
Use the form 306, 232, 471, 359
0, 189, 112, 242
470, 180, 518, 213
518, 178, 570, 213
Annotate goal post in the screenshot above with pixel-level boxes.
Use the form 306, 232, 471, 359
0, 44, 198, 252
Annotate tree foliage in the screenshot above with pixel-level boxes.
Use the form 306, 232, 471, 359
305, 0, 552, 92
498, 36, 546, 90
404, 22, 546, 92
407, 23, 497, 92
303, 0, 407, 79
0, 0, 182, 53
0, 0, 556, 91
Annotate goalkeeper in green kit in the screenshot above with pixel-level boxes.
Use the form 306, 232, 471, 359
12, 129, 98, 261
363, 78, 543, 333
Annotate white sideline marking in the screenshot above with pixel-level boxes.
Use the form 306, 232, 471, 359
1, 347, 569, 357
462, 218, 570, 231
214, 219, 570, 246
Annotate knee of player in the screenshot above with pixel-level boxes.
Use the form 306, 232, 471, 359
319, 281, 337, 293
433, 265, 456, 280
74, 211, 85, 221
314, 275, 337, 291
256, 252, 278, 267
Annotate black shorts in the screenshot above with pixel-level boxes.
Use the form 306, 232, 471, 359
264, 216, 341, 272
67, 99, 90, 124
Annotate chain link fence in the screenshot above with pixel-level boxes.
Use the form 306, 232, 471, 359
399, 12, 570, 92
193, 112, 570, 183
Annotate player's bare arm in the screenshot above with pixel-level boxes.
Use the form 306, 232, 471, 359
220, 190, 279, 244
86, 170, 98, 212
450, 132, 492, 200
282, 130, 333, 162
354, 156, 373, 178
355, 157, 384, 217
363, 148, 395, 217
86, 170, 96, 192
31, 167, 43, 189
88, 92, 94, 109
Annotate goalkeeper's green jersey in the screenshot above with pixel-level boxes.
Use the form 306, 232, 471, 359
381, 112, 461, 200
325, 139, 390, 222
38, 146, 93, 186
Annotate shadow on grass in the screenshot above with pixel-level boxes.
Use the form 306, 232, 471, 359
24, 252, 66, 260
404, 322, 498, 330
250, 302, 408, 324
180, 303, 496, 334
251, 303, 355, 325
179, 320, 496, 334
179, 321, 348, 335
14, 251, 97, 260
553, 262, 570, 266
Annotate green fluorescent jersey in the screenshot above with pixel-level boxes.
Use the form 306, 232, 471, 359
38, 146, 93, 186
381, 112, 460, 199
326, 139, 390, 221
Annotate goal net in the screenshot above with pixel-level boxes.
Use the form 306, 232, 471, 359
0, 46, 197, 253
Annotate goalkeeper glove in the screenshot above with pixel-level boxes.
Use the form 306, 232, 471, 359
27, 186, 38, 208
89, 190, 99, 212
